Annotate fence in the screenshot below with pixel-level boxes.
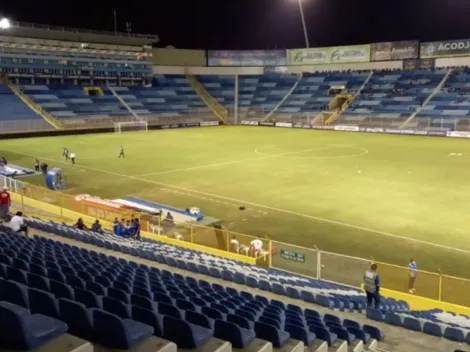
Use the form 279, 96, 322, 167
271, 240, 470, 307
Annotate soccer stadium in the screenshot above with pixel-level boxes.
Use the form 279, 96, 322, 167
0, 10, 470, 352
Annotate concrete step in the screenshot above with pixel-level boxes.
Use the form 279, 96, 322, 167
94, 336, 176, 352
328, 339, 348, 352
235, 338, 273, 352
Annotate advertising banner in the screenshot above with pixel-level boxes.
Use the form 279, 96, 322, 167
403, 58, 435, 70
259, 121, 275, 126
447, 131, 470, 138
371, 41, 419, 61
334, 125, 360, 132
275, 122, 293, 128
208, 50, 287, 66
199, 121, 219, 127
293, 123, 311, 129
288, 44, 370, 65
421, 39, 470, 58
241, 120, 259, 125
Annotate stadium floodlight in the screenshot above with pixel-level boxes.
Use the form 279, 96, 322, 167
0, 18, 11, 30
294, 0, 309, 48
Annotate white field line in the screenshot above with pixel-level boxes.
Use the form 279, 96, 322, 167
134, 145, 338, 177
11, 151, 470, 255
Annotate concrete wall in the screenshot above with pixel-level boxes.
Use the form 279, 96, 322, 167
435, 56, 470, 67
152, 48, 207, 67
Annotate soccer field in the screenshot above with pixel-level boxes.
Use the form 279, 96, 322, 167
2, 126, 470, 278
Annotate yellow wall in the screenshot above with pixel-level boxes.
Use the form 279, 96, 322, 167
152, 48, 207, 66
12, 193, 255, 264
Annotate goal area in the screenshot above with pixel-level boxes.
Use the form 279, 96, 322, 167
114, 121, 148, 133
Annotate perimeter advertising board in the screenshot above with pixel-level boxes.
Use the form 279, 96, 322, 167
288, 44, 370, 65
371, 41, 419, 61
208, 50, 287, 66
421, 39, 470, 58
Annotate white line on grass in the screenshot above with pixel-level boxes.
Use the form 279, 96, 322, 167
11, 151, 470, 255
134, 146, 340, 177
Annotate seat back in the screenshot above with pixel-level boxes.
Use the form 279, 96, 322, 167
131, 306, 163, 337
59, 298, 93, 340
163, 315, 198, 348
227, 313, 251, 330
0, 303, 29, 349
186, 310, 213, 330
28, 288, 59, 318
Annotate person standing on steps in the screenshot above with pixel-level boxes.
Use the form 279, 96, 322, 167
363, 263, 381, 309
408, 259, 417, 294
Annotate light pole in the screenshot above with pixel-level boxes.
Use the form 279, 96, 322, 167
297, 0, 310, 48
0, 18, 11, 30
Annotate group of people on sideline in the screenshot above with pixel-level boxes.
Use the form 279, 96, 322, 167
113, 217, 141, 240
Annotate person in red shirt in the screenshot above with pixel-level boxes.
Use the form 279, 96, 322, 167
0, 186, 11, 221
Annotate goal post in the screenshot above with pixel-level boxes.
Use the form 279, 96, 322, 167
114, 121, 148, 133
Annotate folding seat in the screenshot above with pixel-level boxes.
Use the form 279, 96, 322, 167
346, 327, 370, 344
211, 303, 230, 315
329, 326, 355, 345
45, 261, 60, 272
186, 310, 214, 330
255, 295, 269, 306
0, 253, 13, 266
12, 258, 30, 271
130, 306, 163, 337
234, 272, 246, 285
254, 321, 290, 348
168, 290, 186, 301
58, 298, 93, 340
61, 266, 76, 277
50, 280, 74, 300
133, 286, 152, 299
240, 291, 254, 301
403, 317, 422, 332
221, 270, 234, 282
366, 308, 385, 322
65, 275, 85, 290
287, 303, 303, 315
0, 263, 6, 278
316, 294, 334, 308
0, 302, 68, 350
77, 270, 93, 282
48, 269, 66, 283
384, 313, 403, 326
176, 299, 197, 312
158, 302, 183, 320
153, 293, 173, 305
270, 299, 286, 310
108, 287, 131, 304
285, 324, 316, 346
227, 314, 254, 330
86, 281, 107, 296
92, 309, 154, 349
4, 280, 29, 308
112, 280, 131, 293
7, 266, 28, 285
343, 319, 361, 330
214, 319, 256, 348
324, 313, 342, 325
310, 325, 337, 346
444, 327, 465, 342
286, 287, 301, 299
131, 294, 157, 311
259, 315, 282, 330
28, 288, 60, 319
28, 261, 45, 273
74, 288, 102, 309
27, 273, 50, 291
300, 290, 315, 303
272, 283, 286, 295
363, 324, 384, 341
202, 306, 225, 321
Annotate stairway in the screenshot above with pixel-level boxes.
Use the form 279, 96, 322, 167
107, 86, 142, 121
186, 74, 228, 123
1, 76, 63, 130
262, 73, 303, 122
311, 93, 353, 125
400, 68, 453, 129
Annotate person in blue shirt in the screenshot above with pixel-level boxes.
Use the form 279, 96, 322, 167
408, 259, 417, 294
112, 218, 119, 234
363, 264, 381, 309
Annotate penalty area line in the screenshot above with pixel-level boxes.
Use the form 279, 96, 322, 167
10, 150, 470, 256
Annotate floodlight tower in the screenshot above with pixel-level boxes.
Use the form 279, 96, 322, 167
0, 18, 11, 30
297, 0, 310, 48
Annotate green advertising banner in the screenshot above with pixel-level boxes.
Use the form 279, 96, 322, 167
288, 44, 371, 65
280, 249, 306, 263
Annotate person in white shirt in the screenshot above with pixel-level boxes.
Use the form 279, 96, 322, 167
250, 237, 263, 257
9, 211, 28, 237
70, 153, 76, 164
230, 235, 240, 253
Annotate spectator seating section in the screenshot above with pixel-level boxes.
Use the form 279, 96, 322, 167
22, 85, 128, 118
0, 228, 385, 349
197, 75, 235, 110
20, 218, 410, 315
341, 69, 447, 126
0, 84, 40, 121
417, 68, 470, 131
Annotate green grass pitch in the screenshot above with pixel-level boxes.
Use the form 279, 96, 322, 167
1, 126, 470, 279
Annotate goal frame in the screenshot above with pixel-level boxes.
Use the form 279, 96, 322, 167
114, 121, 148, 133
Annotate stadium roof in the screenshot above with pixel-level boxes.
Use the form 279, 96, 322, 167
1, 21, 158, 47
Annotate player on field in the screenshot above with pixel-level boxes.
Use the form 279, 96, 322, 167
70, 152, 76, 164
119, 145, 125, 158
63, 147, 69, 160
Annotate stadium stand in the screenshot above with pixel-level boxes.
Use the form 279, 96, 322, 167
197, 75, 235, 111
0, 84, 40, 121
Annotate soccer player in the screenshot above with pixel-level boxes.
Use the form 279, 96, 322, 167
70, 152, 76, 164
63, 147, 69, 160
34, 159, 40, 172
119, 145, 125, 158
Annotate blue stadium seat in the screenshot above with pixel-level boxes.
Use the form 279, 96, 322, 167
310, 325, 337, 345
7, 266, 28, 285
366, 308, 384, 322
59, 298, 94, 341
74, 288, 102, 309
254, 322, 290, 347
103, 297, 131, 319
384, 313, 403, 326
214, 320, 256, 348
4, 280, 29, 308
92, 309, 153, 348
285, 324, 316, 346
403, 317, 422, 332
347, 327, 370, 344
444, 327, 465, 343
422, 322, 443, 337
163, 315, 212, 348
0, 302, 68, 349
28, 288, 60, 319
27, 273, 50, 291
158, 302, 183, 320
131, 306, 163, 337
329, 326, 355, 345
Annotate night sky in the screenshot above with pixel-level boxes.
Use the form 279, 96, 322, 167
1, 0, 469, 50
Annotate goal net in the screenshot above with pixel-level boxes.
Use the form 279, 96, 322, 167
114, 121, 148, 133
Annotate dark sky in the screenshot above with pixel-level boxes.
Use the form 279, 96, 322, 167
2, 0, 470, 50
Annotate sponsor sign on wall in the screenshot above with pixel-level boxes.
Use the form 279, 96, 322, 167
208, 50, 287, 66
199, 121, 219, 127
288, 44, 370, 65
275, 122, 293, 128
421, 39, 470, 58
334, 125, 360, 132
447, 131, 470, 138
371, 41, 419, 61
241, 120, 259, 125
